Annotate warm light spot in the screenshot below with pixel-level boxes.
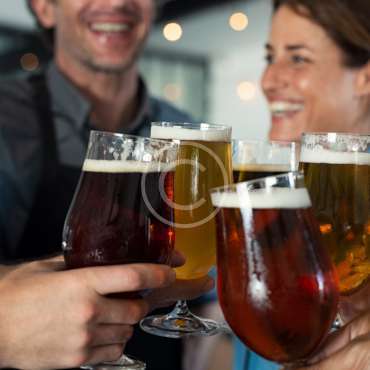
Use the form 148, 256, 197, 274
20, 53, 39, 71
163, 22, 183, 42
319, 223, 333, 234
237, 81, 256, 101
163, 83, 182, 102
229, 12, 249, 32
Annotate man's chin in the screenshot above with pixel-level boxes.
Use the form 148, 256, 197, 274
82, 57, 136, 74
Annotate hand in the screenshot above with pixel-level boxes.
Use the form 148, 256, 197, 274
339, 282, 370, 324
0, 256, 176, 370
146, 249, 215, 310
292, 311, 370, 370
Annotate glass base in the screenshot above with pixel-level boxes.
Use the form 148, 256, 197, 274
140, 300, 220, 338
81, 355, 145, 370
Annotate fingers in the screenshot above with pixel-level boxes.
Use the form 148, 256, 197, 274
146, 275, 215, 311
293, 336, 370, 370
84, 264, 176, 295
305, 312, 370, 365
96, 296, 149, 325
90, 324, 134, 347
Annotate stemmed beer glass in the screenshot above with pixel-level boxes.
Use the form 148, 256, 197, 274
140, 122, 232, 338
210, 172, 339, 365
300, 133, 370, 325
62, 131, 178, 370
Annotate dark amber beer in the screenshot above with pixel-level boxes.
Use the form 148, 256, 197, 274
232, 140, 298, 184
63, 160, 175, 268
233, 163, 291, 183
301, 133, 370, 294
211, 175, 339, 364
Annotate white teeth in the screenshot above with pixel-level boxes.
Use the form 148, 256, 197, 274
270, 102, 304, 114
91, 23, 130, 32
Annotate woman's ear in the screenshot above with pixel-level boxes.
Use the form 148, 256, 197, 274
29, 0, 57, 29
355, 61, 370, 97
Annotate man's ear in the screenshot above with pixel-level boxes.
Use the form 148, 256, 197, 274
355, 61, 370, 97
29, 0, 57, 29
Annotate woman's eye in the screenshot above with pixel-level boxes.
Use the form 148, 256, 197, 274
265, 54, 274, 64
291, 55, 309, 64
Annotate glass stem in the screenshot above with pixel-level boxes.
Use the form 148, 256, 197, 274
171, 300, 191, 317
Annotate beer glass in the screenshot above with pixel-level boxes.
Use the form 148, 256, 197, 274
233, 139, 298, 183
300, 133, 370, 295
62, 131, 178, 370
211, 173, 339, 365
140, 122, 232, 337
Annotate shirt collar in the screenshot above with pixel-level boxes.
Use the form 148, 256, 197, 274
46, 61, 91, 131
46, 61, 152, 134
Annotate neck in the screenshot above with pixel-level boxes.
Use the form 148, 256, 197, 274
56, 56, 140, 132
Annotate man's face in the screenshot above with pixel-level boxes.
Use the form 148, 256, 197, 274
44, 0, 154, 73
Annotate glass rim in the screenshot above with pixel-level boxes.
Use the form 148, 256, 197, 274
232, 138, 298, 146
151, 121, 231, 131
302, 132, 370, 139
89, 129, 178, 146
210, 171, 303, 194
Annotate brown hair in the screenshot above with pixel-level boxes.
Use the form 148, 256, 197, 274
273, 0, 370, 68
26, 0, 54, 49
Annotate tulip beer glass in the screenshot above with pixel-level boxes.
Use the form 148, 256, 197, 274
211, 173, 339, 365
62, 131, 178, 370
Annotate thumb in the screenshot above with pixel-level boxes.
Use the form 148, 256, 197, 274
296, 312, 370, 368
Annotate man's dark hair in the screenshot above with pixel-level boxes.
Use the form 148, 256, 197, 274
26, 0, 55, 49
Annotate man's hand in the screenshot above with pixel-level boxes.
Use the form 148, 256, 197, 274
0, 256, 176, 370
292, 311, 370, 370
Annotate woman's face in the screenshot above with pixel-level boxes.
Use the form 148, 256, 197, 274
262, 5, 364, 142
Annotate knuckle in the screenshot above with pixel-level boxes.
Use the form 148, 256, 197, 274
123, 268, 146, 290
77, 301, 99, 325
75, 330, 95, 350
69, 349, 91, 367
109, 345, 124, 361
128, 301, 148, 323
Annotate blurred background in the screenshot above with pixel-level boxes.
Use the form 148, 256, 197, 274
0, 0, 272, 140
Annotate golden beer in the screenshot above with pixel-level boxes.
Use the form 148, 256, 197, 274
151, 123, 232, 279
301, 134, 370, 294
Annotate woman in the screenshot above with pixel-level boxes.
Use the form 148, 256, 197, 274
237, 0, 370, 369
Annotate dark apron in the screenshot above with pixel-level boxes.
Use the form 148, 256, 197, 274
15, 74, 182, 370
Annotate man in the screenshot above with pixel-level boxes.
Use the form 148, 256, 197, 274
0, 0, 203, 369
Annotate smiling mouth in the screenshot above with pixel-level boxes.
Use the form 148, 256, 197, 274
269, 102, 304, 117
89, 22, 133, 33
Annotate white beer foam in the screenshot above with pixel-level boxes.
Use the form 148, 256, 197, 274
211, 187, 312, 209
83, 159, 174, 173
301, 148, 370, 165
233, 163, 292, 172
151, 125, 231, 142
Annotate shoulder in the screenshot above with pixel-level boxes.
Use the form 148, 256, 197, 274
150, 96, 195, 123
0, 73, 44, 138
